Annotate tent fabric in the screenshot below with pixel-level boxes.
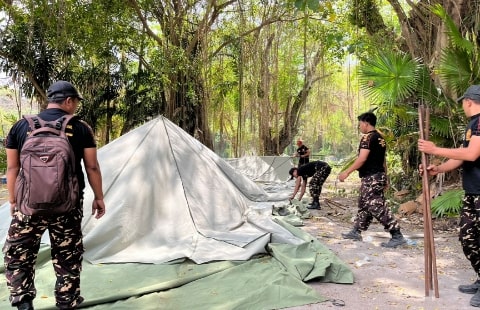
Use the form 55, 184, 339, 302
79, 116, 293, 264
226, 156, 293, 182
0, 219, 353, 310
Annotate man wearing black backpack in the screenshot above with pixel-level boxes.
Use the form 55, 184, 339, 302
3, 81, 106, 310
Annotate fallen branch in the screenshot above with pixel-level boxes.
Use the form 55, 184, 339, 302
324, 198, 347, 210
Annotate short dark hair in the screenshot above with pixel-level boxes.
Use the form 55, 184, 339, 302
288, 167, 297, 180
289, 167, 297, 175
358, 112, 377, 127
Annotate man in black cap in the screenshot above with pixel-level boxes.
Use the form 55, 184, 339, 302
419, 84, 480, 307
3, 80, 106, 310
288, 160, 331, 209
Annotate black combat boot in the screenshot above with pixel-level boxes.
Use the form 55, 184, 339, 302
341, 228, 362, 241
307, 198, 320, 209
381, 228, 407, 248
471, 289, 480, 307
459, 279, 480, 294
15, 299, 34, 310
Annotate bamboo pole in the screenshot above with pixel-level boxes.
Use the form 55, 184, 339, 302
418, 105, 439, 297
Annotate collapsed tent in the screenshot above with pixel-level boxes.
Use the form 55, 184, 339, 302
0, 116, 353, 309
226, 156, 294, 182
80, 116, 295, 264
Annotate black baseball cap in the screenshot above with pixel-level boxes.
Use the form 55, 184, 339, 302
47, 80, 84, 101
457, 85, 480, 103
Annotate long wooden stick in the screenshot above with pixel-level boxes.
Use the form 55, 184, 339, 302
421, 105, 432, 294
425, 106, 439, 298
418, 105, 439, 297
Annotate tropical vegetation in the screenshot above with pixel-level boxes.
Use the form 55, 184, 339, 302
0, 0, 479, 211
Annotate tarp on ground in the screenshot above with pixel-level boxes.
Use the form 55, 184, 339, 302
0, 115, 353, 309
0, 218, 354, 310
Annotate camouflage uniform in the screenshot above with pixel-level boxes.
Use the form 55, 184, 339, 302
308, 164, 332, 200
342, 123, 405, 247
459, 195, 480, 276
3, 207, 84, 309
458, 113, 480, 279
352, 129, 400, 232
353, 172, 399, 232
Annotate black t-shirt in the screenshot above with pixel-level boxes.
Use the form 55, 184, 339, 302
297, 161, 328, 178
296, 145, 310, 166
357, 130, 386, 178
462, 113, 480, 194
5, 108, 97, 191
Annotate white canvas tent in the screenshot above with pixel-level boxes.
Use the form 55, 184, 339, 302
226, 156, 294, 182
78, 116, 295, 264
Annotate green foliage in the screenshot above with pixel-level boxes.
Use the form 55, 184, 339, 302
338, 154, 356, 173
358, 50, 421, 106
431, 4, 474, 52
347, 0, 385, 33
437, 48, 474, 94
385, 150, 404, 189
433, 4, 480, 94
0, 147, 5, 175
431, 189, 463, 218
294, 0, 321, 11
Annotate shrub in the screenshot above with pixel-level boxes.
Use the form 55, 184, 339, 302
431, 189, 463, 218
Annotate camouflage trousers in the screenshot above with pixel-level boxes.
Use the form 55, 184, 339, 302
459, 194, 480, 276
309, 164, 332, 200
3, 208, 84, 309
354, 172, 400, 232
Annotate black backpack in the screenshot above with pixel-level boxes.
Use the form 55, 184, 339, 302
14, 114, 79, 216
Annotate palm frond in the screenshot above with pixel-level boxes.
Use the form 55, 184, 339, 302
431, 4, 474, 52
429, 116, 453, 139
431, 189, 463, 218
338, 154, 357, 173
437, 48, 472, 94
416, 65, 441, 105
359, 51, 421, 106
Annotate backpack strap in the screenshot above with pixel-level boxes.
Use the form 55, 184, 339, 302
23, 114, 76, 136
57, 114, 76, 133
23, 115, 41, 132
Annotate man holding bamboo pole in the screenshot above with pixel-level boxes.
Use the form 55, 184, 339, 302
418, 85, 480, 307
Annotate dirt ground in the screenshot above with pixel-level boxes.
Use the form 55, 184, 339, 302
290, 178, 477, 310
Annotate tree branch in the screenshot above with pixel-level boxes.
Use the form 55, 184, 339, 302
126, 0, 164, 47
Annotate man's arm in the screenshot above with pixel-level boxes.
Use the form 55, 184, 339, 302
339, 149, 369, 181
83, 147, 106, 219
418, 136, 480, 161
290, 177, 302, 200
6, 148, 20, 216
422, 158, 463, 176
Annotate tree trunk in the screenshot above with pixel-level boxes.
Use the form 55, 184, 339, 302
262, 49, 326, 155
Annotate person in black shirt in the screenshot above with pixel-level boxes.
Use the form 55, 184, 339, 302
294, 139, 310, 167
338, 112, 406, 248
288, 161, 331, 209
3, 81, 106, 310
419, 85, 480, 307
